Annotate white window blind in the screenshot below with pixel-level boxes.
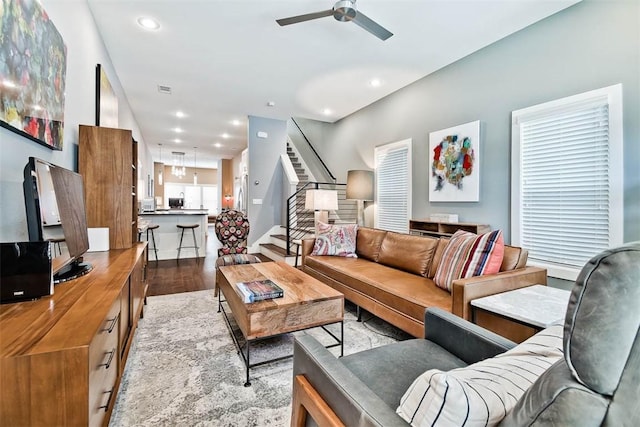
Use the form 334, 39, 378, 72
375, 139, 411, 233
511, 84, 623, 280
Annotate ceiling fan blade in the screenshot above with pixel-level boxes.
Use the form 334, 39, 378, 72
351, 11, 393, 41
276, 9, 334, 26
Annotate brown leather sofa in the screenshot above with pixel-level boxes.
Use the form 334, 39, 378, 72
301, 227, 547, 338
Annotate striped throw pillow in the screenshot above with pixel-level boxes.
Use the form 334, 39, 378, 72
434, 229, 504, 291
396, 324, 563, 427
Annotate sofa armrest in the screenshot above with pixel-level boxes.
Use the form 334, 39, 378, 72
293, 334, 409, 427
451, 266, 548, 321
423, 307, 516, 364
301, 238, 316, 268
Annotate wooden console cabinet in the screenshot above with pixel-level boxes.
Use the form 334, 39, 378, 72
0, 244, 148, 427
409, 219, 490, 237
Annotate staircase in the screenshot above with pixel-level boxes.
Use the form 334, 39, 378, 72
258, 143, 312, 265
258, 134, 358, 266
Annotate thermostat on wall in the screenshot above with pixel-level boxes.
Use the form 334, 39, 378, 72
257, 131, 268, 139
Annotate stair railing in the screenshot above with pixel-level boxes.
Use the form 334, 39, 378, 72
285, 182, 357, 256
291, 118, 336, 182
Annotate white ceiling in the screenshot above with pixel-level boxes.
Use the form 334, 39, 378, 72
87, 0, 579, 169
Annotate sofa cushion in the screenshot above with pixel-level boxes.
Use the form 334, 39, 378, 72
340, 339, 467, 409
356, 227, 387, 262
396, 324, 563, 427
501, 245, 526, 271
434, 230, 505, 291
377, 232, 438, 277
305, 255, 451, 322
311, 222, 358, 258
428, 238, 450, 279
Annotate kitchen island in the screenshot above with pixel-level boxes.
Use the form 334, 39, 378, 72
139, 210, 208, 260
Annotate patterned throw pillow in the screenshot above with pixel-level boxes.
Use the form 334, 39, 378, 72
434, 229, 504, 291
311, 222, 358, 258
396, 324, 564, 427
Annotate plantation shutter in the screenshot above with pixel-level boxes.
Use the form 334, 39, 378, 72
375, 140, 411, 233
512, 84, 623, 280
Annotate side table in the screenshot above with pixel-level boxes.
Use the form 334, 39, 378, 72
471, 284, 571, 341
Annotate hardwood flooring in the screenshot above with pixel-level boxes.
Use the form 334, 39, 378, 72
146, 225, 271, 297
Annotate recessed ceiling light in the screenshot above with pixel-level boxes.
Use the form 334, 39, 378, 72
323, 108, 332, 116
174, 138, 182, 143
137, 17, 160, 31
221, 133, 230, 139
231, 119, 241, 126
173, 127, 183, 133
369, 78, 382, 87
175, 111, 185, 118
214, 143, 222, 148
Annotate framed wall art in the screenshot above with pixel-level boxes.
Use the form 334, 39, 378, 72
95, 64, 119, 127
429, 120, 480, 202
0, 0, 67, 150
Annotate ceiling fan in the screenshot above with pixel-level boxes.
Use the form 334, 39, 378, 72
276, 0, 393, 41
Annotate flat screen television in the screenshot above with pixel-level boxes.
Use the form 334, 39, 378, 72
23, 157, 93, 283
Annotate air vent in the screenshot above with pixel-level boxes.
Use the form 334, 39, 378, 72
157, 85, 172, 94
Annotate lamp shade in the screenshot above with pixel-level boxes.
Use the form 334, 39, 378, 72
346, 170, 374, 201
305, 189, 338, 211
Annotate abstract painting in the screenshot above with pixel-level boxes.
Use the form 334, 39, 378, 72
0, 0, 67, 150
429, 120, 480, 202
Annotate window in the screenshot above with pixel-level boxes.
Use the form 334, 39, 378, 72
165, 183, 218, 213
375, 139, 412, 233
511, 84, 623, 280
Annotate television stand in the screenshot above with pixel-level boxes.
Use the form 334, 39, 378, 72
54, 261, 93, 284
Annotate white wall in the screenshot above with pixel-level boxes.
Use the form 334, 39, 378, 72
0, 0, 150, 242
247, 116, 287, 244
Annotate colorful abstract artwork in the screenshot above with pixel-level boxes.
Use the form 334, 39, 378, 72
0, 0, 67, 150
429, 120, 480, 202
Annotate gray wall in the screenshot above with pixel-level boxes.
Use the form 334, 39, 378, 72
0, 0, 149, 242
247, 116, 287, 244
307, 0, 639, 244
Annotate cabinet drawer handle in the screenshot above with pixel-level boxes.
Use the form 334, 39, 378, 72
98, 388, 114, 412
99, 348, 116, 370
103, 314, 119, 333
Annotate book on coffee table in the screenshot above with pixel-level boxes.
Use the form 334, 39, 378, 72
235, 279, 284, 303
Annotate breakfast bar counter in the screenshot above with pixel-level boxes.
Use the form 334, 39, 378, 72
139, 210, 208, 260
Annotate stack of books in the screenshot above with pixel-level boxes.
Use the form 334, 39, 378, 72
235, 279, 284, 303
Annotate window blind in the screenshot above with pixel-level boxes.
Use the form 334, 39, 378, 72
375, 140, 411, 233
512, 84, 623, 280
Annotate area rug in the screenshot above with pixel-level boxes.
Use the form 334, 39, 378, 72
109, 290, 410, 427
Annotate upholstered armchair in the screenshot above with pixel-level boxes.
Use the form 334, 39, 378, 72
214, 209, 251, 256
213, 209, 261, 296
291, 242, 640, 426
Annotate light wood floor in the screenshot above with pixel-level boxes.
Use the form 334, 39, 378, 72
146, 225, 271, 296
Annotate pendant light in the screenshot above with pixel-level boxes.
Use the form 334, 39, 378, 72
171, 152, 186, 178
193, 146, 198, 185
158, 143, 163, 185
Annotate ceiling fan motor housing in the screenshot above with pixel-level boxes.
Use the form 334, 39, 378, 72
333, 0, 357, 22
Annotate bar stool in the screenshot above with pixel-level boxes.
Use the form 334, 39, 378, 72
146, 224, 159, 262
177, 223, 199, 262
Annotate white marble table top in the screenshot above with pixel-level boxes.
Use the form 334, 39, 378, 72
471, 284, 571, 329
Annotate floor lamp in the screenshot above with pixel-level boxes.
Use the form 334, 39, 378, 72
305, 189, 338, 233
346, 170, 374, 227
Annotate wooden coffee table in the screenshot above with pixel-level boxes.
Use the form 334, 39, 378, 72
217, 261, 344, 386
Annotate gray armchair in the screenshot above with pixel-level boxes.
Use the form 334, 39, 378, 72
291, 242, 640, 426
